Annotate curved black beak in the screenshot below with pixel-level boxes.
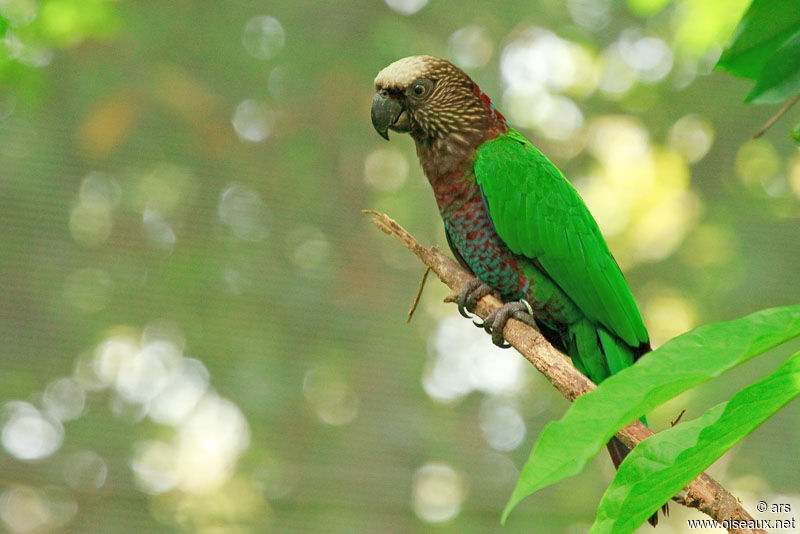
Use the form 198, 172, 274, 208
371, 91, 403, 141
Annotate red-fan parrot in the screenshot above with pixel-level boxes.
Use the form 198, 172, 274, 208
371, 56, 664, 526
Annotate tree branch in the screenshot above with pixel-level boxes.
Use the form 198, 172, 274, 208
365, 209, 766, 534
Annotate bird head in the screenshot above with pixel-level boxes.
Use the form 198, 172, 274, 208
371, 55, 489, 142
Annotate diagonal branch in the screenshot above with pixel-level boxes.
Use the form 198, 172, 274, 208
365, 209, 766, 534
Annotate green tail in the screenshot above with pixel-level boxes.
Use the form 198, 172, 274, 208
568, 319, 662, 525
567, 319, 647, 425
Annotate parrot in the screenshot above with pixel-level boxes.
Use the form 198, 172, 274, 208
371, 56, 664, 526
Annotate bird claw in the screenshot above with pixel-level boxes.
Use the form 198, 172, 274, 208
482, 319, 493, 335
456, 283, 537, 349
483, 299, 538, 349
456, 279, 493, 319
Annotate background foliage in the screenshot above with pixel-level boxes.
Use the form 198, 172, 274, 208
0, 0, 798, 532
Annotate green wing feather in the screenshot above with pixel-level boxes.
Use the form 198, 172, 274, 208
474, 129, 648, 348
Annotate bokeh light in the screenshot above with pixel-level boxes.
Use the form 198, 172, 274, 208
567, 0, 612, 30
242, 16, 285, 61
668, 114, 715, 164
63, 451, 108, 492
218, 182, 271, 242
500, 27, 598, 140
644, 290, 698, 345
384, 0, 428, 15
0, 486, 52, 534
412, 462, 466, 523
680, 223, 738, 269
173, 394, 251, 494
115, 339, 183, 405
1, 402, 64, 461
736, 138, 781, 194
363, 147, 408, 192
501, 28, 591, 94
253, 455, 298, 501
285, 224, 330, 275
131, 440, 180, 494
478, 396, 526, 451
232, 99, 276, 143
42, 377, 85, 422
617, 29, 673, 83
129, 163, 197, 215
447, 25, 493, 69
148, 358, 210, 426
142, 208, 177, 251
423, 315, 530, 402
56, 323, 255, 511
579, 116, 701, 266
62, 268, 114, 314
302, 365, 360, 426
598, 44, 639, 96
69, 172, 119, 247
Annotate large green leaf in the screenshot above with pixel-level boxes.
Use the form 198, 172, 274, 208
746, 29, 800, 103
717, 0, 800, 79
502, 304, 800, 522
591, 350, 800, 534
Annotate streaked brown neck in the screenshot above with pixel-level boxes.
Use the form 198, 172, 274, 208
414, 82, 508, 213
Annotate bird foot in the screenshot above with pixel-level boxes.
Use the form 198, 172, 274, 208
456, 279, 494, 319
456, 281, 538, 349
482, 299, 538, 348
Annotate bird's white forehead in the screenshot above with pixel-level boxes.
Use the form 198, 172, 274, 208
375, 55, 436, 89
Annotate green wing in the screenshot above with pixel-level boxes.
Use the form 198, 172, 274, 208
474, 129, 648, 348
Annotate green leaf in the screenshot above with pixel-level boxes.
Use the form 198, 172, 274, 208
502, 304, 800, 522
792, 121, 800, 143
717, 0, 800, 79
591, 350, 800, 534
745, 29, 800, 103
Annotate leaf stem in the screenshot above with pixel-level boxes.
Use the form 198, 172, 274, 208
753, 92, 800, 139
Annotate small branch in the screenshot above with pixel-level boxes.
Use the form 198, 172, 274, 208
365, 209, 766, 534
671, 409, 687, 427
407, 266, 431, 322
753, 93, 800, 139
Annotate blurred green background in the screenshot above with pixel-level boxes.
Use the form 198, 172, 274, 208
1, 0, 798, 532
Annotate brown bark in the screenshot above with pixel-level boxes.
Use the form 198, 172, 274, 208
366, 210, 767, 534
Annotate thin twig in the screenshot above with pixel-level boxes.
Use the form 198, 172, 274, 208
753, 92, 800, 139
365, 209, 766, 534
671, 409, 687, 427
407, 266, 431, 322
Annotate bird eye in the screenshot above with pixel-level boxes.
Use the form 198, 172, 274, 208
409, 79, 432, 99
